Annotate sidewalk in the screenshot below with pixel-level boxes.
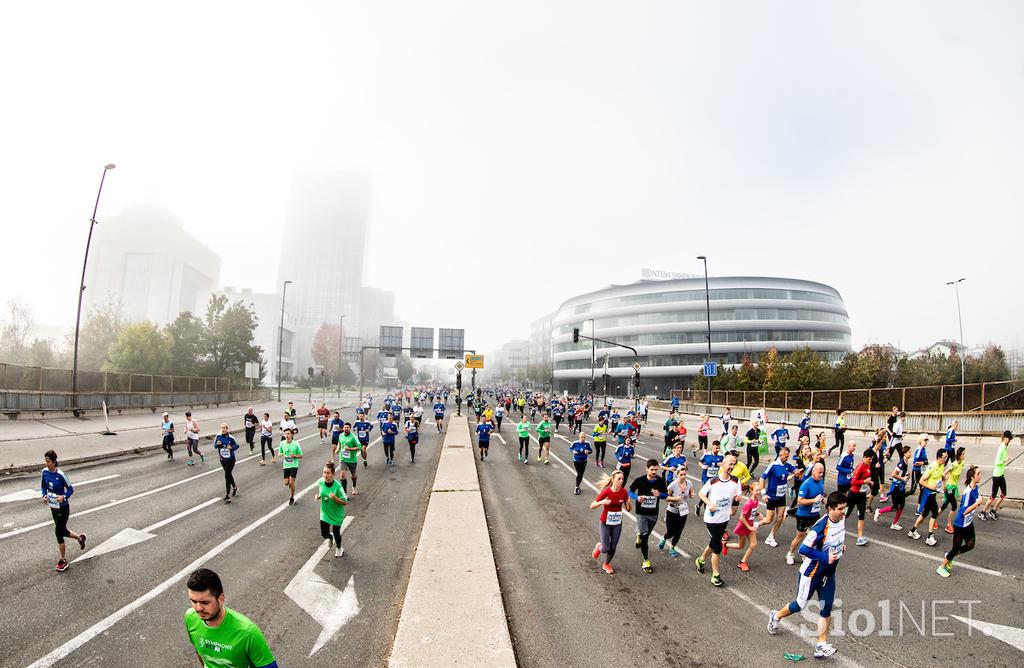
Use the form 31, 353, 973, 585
0, 395, 357, 475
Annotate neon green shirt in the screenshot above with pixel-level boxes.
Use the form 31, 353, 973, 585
319, 477, 347, 525
517, 421, 531, 438
537, 420, 552, 438
994, 443, 1009, 477
185, 607, 275, 668
279, 441, 302, 469
945, 460, 965, 490
593, 423, 608, 443
921, 462, 945, 490
339, 433, 360, 464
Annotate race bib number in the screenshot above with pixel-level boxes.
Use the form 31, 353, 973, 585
641, 496, 657, 509
46, 492, 60, 509
708, 465, 719, 478
284, 456, 294, 464
357, 430, 368, 439
775, 483, 788, 498
811, 500, 822, 514
605, 511, 623, 526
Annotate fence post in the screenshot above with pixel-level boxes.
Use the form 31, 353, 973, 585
837, 390, 842, 410
868, 388, 873, 412
901, 387, 906, 411
38, 366, 44, 392
939, 385, 944, 413
981, 382, 986, 412
809, 391, 814, 411
785, 390, 789, 410
762, 391, 766, 410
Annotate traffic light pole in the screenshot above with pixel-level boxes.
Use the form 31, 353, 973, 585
357, 345, 477, 404
573, 328, 640, 413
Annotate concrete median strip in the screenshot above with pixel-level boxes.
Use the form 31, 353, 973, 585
388, 416, 516, 667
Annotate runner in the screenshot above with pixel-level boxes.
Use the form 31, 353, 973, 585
185, 568, 277, 668
766, 491, 847, 659
259, 413, 275, 466
696, 440, 724, 514
243, 407, 259, 455
412, 402, 424, 428
161, 412, 175, 461
828, 409, 847, 456
609, 407, 621, 442
937, 465, 982, 578
329, 410, 344, 453
786, 462, 826, 565
336, 423, 361, 494
185, 411, 204, 466
433, 398, 446, 433
746, 420, 762, 472
886, 411, 905, 463
279, 412, 297, 441
40, 450, 86, 572
552, 402, 564, 431
516, 415, 531, 463
381, 414, 399, 467
943, 420, 959, 459
726, 482, 761, 571
720, 407, 733, 438
695, 454, 743, 587
660, 442, 688, 487
908, 448, 949, 544
590, 469, 632, 574
404, 414, 419, 464
909, 434, 930, 495
629, 458, 668, 573
279, 429, 303, 506
941, 447, 966, 533
697, 414, 711, 454
979, 430, 1013, 520
721, 423, 741, 454
663, 412, 679, 455
287, 401, 298, 420
592, 416, 609, 468
494, 402, 505, 431
797, 409, 812, 442
536, 413, 552, 465
215, 423, 239, 504
315, 460, 349, 557
761, 446, 795, 548
771, 421, 790, 458
845, 448, 875, 546
569, 433, 593, 495
352, 412, 374, 468
660, 463, 693, 558
874, 447, 911, 530
476, 418, 494, 461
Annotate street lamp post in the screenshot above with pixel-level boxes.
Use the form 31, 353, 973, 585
697, 255, 712, 414
71, 163, 116, 415
337, 314, 345, 397
277, 280, 292, 402
946, 278, 967, 411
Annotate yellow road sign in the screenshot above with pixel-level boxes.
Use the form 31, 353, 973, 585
464, 354, 485, 369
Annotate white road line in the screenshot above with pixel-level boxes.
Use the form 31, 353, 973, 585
143, 496, 221, 533
26, 478, 324, 668
0, 423, 328, 541
0, 474, 121, 504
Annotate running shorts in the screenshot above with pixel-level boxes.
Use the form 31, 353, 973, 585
991, 476, 1007, 498
706, 520, 728, 554
796, 514, 820, 532
847, 491, 867, 520
766, 496, 787, 511
283, 468, 298, 480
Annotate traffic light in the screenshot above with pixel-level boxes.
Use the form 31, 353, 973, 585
573, 328, 579, 343
633, 372, 640, 389
308, 367, 314, 377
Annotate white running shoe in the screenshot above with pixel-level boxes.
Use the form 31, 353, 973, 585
765, 534, 778, 548
890, 523, 902, 531
767, 610, 780, 635
925, 535, 937, 546
785, 552, 794, 565
908, 529, 921, 540
873, 509, 881, 523
814, 642, 837, 658
335, 546, 344, 558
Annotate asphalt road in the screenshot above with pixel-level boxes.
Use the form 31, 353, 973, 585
476, 409, 1024, 668
0, 401, 449, 668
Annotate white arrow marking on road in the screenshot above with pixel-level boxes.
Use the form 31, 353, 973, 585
284, 516, 359, 656
73, 497, 220, 563
952, 615, 1024, 653
495, 433, 507, 445
0, 474, 121, 504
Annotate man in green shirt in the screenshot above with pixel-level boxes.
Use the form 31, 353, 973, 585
536, 415, 553, 464
185, 568, 276, 668
335, 423, 361, 495
980, 430, 1014, 520
279, 428, 303, 506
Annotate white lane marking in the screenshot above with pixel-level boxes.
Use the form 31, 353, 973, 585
952, 615, 1024, 654
285, 516, 359, 656
27, 478, 323, 668
0, 474, 121, 504
0, 421, 332, 540
73, 497, 222, 563
495, 433, 507, 445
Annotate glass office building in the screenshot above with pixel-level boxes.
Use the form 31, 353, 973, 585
551, 277, 852, 395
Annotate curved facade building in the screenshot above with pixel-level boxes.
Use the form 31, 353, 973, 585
551, 277, 852, 395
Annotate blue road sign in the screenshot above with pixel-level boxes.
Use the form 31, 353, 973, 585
703, 362, 718, 377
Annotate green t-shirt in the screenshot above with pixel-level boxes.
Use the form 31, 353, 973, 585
994, 443, 1009, 477
945, 460, 965, 490
280, 441, 302, 469
517, 421, 531, 437
537, 420, 552, 438
339, 433, 361, 464
319, 477, 347, 525
185, 607, 275, 668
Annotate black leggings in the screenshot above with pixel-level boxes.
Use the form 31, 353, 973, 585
595, 441, 606, 462
945, 524, 975, 561
746, 446, 759, 472
940, 487, 958, 512
573, 460, 587, 487
187, 438, 201, 458
909, 470, 922, 495
221, 459, 236, 495
384, 442, 396, 461
51, 506, 70, 544
518, 436, 529, 458
320, 520, 342, 546
619, 464, 632, 485
829, 431, 844, 456
664, 512, 687, 547
261, 435, 274, 460
408, 438, 417, 461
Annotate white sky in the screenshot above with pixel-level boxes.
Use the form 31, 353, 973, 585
2, 1, 1022, 355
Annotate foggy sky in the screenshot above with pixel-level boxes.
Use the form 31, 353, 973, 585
2, 1, 1022, 355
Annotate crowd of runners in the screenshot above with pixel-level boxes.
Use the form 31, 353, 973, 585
32, 385, 1017, 663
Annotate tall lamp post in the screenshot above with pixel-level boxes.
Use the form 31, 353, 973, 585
71, 163, 116, 415
277, 280, 292, 402
697, 255, 712, 413
946, 278, 966, 411
337, 314, 345, 398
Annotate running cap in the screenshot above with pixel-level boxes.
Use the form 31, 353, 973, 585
162, 412, 169, 417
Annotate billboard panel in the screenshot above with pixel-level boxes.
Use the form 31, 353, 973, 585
410, 327, 434, 359
379, 326, 403, 357
438, 328, 465, 359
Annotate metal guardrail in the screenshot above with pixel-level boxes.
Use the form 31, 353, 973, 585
2, 389, 272, 414
0, 362, 247, 394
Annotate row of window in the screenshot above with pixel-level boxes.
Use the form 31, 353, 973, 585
555, 308, 849, 335
555, 350, 846, 370
552, 329, 851, 353
570, 287, 844, 315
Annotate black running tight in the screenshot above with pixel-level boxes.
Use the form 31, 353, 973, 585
320, 520, 341, 546
221, 460, 236, 496
595, 441, 606, 462
519, 436, 529, 459
261, 436, 274, 460
573, 460, 587, 487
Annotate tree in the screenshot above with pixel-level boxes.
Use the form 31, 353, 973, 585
397, 355, 414, 383
310, 323, 356, 385
966, 345, 1010, 383
0, 299, 34, 363
28, 339, 58, 368
779, 347, 832, 390
200, 295, 263, 377
105, 322, 172, 373
758, 347, 784, 390
163, 312, 205, 376
73, 302, 123, 371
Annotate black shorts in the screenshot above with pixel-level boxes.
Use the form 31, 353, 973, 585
706, 521, 728, 554
796, 514, 820, 532
992, 476, 1007, 498
283, 468, 298, 480
479, 440, 490, 449
837, 484, 851, 495
766, 497, 787, 510
847, 491, 867, 520
922, 492, 940, 518
539, 436, 550, 445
